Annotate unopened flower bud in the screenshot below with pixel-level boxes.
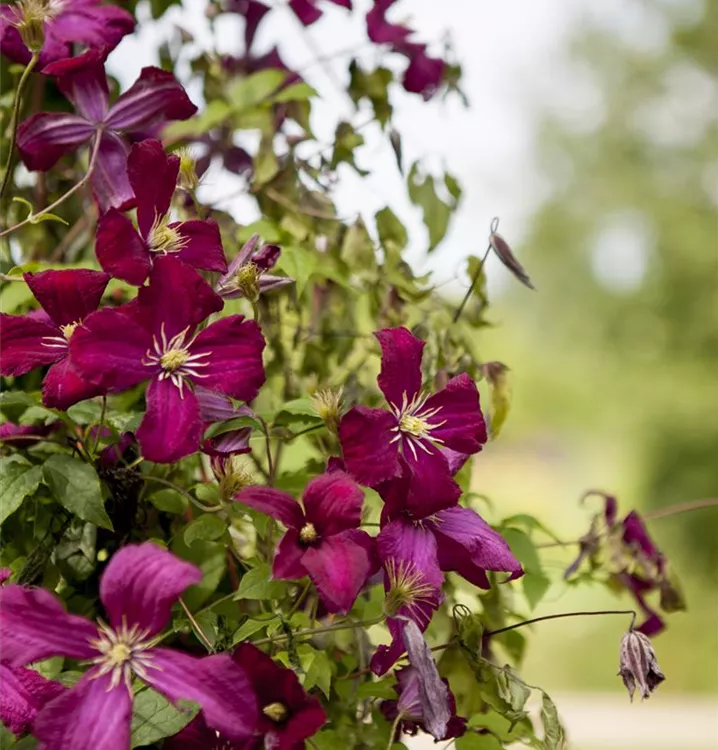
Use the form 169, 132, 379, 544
216, 456, 255, 500
618, 629, 665, 701
12, 0, 53, 53
488, 221, 535, 290
176, 147, 199, 191
310, 387, 343, 435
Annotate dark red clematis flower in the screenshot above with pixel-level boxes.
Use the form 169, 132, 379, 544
70, 257, 266, 463
0, 269, 109, 410
17, 47, 196, 212
96, 139, 227, 285
235, 471, 378, 613
166, 643, 326, 750
0, 0, 134, 70
339, 326, 487, 516
288, 0, 350, 26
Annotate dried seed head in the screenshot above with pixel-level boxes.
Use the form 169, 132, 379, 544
310, 387, 344, 435
618, 629, 665, 701
489, 230, 535, 290
216, 456, 255, 500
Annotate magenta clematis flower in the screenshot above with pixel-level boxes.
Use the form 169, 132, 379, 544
235, 471, 377, 613
0, 0, 134, 70
96, 139, 227, 284
0, 420, 60, 445
0, 662, 65, 736
0, 269, 109, 410
0, 543, 258, 748
70, 257, 266, 463
339, 327, 487, 515
288, 0, 350, 26
17, 47, 196, 211
166, 642, 326, 750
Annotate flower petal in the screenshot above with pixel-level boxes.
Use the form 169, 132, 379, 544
423, 373, 487, 454
16, 112, 94, 172
302, 471, 364, 535
33, 673, 131, 750
91, 131, 135, 212
195, 387, 256, 423
402, 48, 444, 100
0, 662, 65, 736
375, 327, 424, 409
24, 268, 110, 327
44, 47, 110, 122
401, 447, 461, 516
99, 542, 202, 635
273, 529, 308, 580
136, 377, 203, 463
0, 313, 63, 376
106, 66, 197, 132
70, 307, 153, 391
50, 2, 135, 54
188, 315, 265, 401
234, 487, 304, 529
144, 649, 258, 741
288, 0, 322, 25
339, 406, 400, 487
377, 519, 444, 589
302, 529, 377, 613
173, 219, 228, 274
366, 0, 412, 44
42, 356, 105, 410
128, 139, 180, 237
0, 584, 97, 665
95, 208, 151, 285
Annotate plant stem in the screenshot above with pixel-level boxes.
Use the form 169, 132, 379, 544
486, 609, 636, 638
0, 52, 39, 211
452, 243, 491, 324
386, 712, 404, 750
142, 475, 223, 513
643, 497, 718, 521
92, 396, 107, 454
179, 596, 214, 652
252, 616, 383, 647
288, 580, 312, 617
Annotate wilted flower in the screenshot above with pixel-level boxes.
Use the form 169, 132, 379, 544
311, 386, 343, 434
0, 543, 259, 746
235, 471, 378, 613
17, 47, 196, 211
96, 139, 227, 285
0, 269, 109, 409
618, 629, 665, 701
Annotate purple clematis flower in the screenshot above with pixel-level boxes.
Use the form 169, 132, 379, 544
0, 269, 109, 410
96, 139, 227, 284
288, 0, 350, 26
0, 543, 258, 748
339, 326, 487, 515
235, 471, 377, 613
215, 233, 292, 302
0, 662, 65, 736
70, 257, 266, 463
0, 0, 134, 70
166, 642, 326, 750
17, 47, 196, 211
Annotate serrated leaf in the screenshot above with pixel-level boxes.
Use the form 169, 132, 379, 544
130, 687, 198, 747
235, 563, 286, 600
0, 456, 43, 525
184, 514, 227, 546
43, 455, 112, 529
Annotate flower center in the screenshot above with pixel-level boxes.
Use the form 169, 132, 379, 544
160, 348, 189, 372
383, 559, 436, 619
147, 215, 187, 255
299, 522, 318, 544
389, 391, 447, 461
60, 321, 80, 340
142, 323, 211, 397
262, 702, 288, 723
398, 413, 429, 438
87, 618, 157, 690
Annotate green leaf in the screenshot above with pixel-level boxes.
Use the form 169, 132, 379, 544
253, 134, 279, 186
11, 196, 69, 226
275, 245, 318, 296
500, 528, 541, 574
227, 69, 286, 111
235, 563, 287, 600
274, 398, 323, 427
130, 687, 198, 747
0, 456, 42, 525
184, 514, 227, 546
304, 649, 332, 697
231, 616, 274, 645
148, 489, 188, 514
171, 537, 226, 609
355, 677, 397, 699
43, 455, 112, 530
163, 100, 231, 139
375, 207, 408, 259
522, 572, 551, 610
456, 734, 503, 750
407, 162, 459, 252
341, 218, 375, 268
271, 81, 317, 103
539, 692, 568, 750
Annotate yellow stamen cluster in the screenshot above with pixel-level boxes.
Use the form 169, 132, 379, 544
176, 147, 199, 191
299, 522, 318, 544
12, 0, 57, 52
383, 559, 435, 618
233, 262, 261, 302
398, 413, 429, 438
262, 702, 288, 723
60, 320, 80, 340
148, 215, 188, 255
310, 387, 343, 435
87, 618, 157, 690
160, 348, 189, 372
218, 458, 255, 500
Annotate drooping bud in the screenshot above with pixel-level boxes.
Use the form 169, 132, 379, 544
618, 629, 665, 701
12, 0, 55, 53
488, 218, 535, 290
310, 387, 343, 435
176, 147, 199, 191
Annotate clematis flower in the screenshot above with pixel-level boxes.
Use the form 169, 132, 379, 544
0, 420, 60, 445
288, 0, 351, 26
0, 543, 258, 747
339, 326, 487, 515
215, 233, 293, 302
0, 269, 109, 410
0, 0, 134, 70
235, 471, 377, 613
17, 47, 196, 211
70, 256, 266, 463
166, 642, 326, 750
0, 662, 65, 736
95, 139, 226, 284
618, 628, 665, 701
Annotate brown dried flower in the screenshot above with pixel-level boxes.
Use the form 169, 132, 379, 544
618, 629, 665, 701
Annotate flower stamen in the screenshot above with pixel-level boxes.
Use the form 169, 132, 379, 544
389, 391, 448, 459
147, 214, 188, 255
384, 558, 437, 621
299, 522, 318, 545
262, 701, 289, 723
142, 322, 211, 397
87, 617, 158, 690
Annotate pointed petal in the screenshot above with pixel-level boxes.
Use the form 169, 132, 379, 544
195, 387, 256, 423
136, 377, 203, 463
401, 447, 461, 516
402, 49, 444, 100
91, 131, 134, 212
302, 529, 377, 613
377, 519, 444, 589
0, 663, 65, 736
33, 673, 131, 750
106, 67, 197, 131
272, 529, 308, 580
338, 406, 400, 487
0, 313, 63, 376
137, 257, 223, 339
16, 112, 93, 171
0, 584, 97, 665
234, 487, 304, 529
429, 507, 523, 587
289, 0, 322, 25
99, 542, 202, 635
258, 274, 294, 294
302, 470, 364, 535
423, 373, 487, 454
173, 220, 228, 274
24, 269, 109, 327
188, 315, 265, 401
44, 48, 110, 122
202, 426, 252, 457
95, 208, 151, 285
50, 3, 136, 53
42, 357, 105, 410
375, 327, 424, 409
70, 308, 153, 391
144, 650, 258, 741
253, 243, 281, 271
128, 139, 179, 237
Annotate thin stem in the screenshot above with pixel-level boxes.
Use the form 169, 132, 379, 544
288, 423, 324, 440
0, 130, 102, 237
194, 591, 237, 618
0, 52, 39, 210
486, 609, 636, 638
92, 396, 107, 454
179, 596, 213, 652
452, 243, 491, 324
643, 498, 718, 521
386, 712, 404, 750
142, 475, 223, 513
252, 616, 383, 647
288, 580, 312, 617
